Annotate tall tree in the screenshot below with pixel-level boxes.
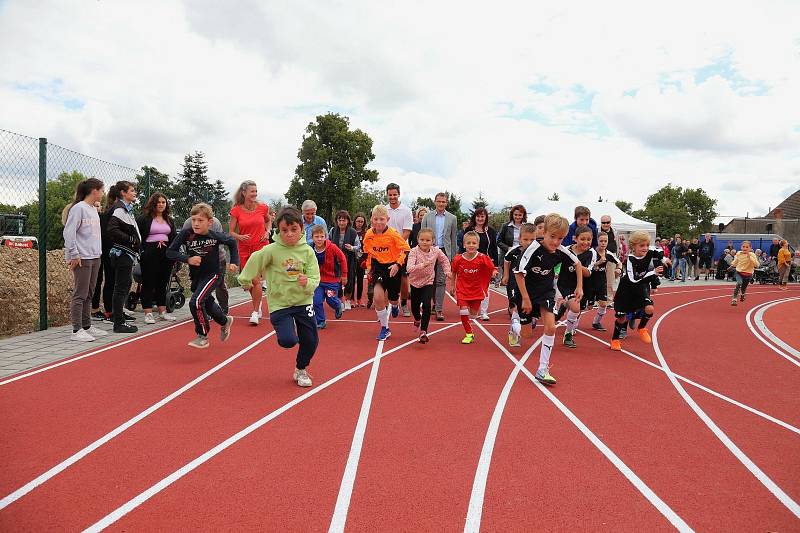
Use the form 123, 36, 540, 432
25, 171, 87, 250
286, 113, 379, 223
135, 166, 174, 207
352, 185, 386, 218
413, 196, 435, 210
547, 192, 560, 201
614, 200, 633, 214
172, 151, 214, 222
682, 187, 718, 233
445, 191, 466, 223
633, 183, 718, 237
210, 179, 232, 226
470, 191, 488, 215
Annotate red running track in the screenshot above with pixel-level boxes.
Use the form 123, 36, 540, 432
0, 286, 798, 531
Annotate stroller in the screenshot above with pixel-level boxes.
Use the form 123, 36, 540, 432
126, 260, 187, 312
753, 259, 779, 285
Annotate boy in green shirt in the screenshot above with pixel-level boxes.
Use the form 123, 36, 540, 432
238, 207, 321, 387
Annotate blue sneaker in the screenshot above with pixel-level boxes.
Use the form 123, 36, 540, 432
317, 321, 327, 330
391, 305, 399, 318
335, 304, 343, 320
377, 326, 391, 341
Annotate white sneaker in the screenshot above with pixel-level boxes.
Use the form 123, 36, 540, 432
294, 368, 312, 387
71, 329, 95, 342
144, 313, 156, 324
86, 325, 108, 337
344, 300, 352, 311
159, 312, 177, 321
249, 311, 260, 325
480, 313, 490, 321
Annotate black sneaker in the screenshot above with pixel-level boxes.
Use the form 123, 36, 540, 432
113, 323, 138, 333
91, 311, 106, 321
124, 312, 136, 322
591, 323, 606, 331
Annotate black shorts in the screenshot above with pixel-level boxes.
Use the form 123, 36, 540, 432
699, 256, 712, 269
583, 286, 608, 307
371, 261, 402, 301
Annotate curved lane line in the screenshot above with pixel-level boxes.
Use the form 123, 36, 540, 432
749, 298, 800, 363
652, 294, 800, 519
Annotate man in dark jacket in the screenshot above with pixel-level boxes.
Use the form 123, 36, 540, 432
698, 233, 715, 280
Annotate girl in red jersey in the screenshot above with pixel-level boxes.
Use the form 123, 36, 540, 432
451, 231, 498, 344
229, 180, 272, 325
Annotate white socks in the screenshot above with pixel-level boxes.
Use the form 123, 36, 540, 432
377, 307, 389, 328
480, 295, 490, 315
566, 310, 580, 334
539, 334, 555, 373
510, 311, 521, 335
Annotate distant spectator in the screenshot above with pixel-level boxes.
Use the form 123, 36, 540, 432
497, 204, 527, 256
562, 205, 598, 247
698, 233, 715, 280
456, 219, 470, 251
137, 192, 177, 324
777, 240, 791, 289
409, 206, 428, 249
301, 200, 327, 245
328, 210, 361, 310
769, 238, 781, 259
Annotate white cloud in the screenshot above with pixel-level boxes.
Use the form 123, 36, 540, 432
0, 0, 798, 223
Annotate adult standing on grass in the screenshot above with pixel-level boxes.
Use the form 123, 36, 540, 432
302, 200, 327, 245
62, 178, 108, 342
385, 183, 414, 317
420, 192, 458, 321
136, 192, 177, 324
229, 180, 272, 325
105, 180, 141, 333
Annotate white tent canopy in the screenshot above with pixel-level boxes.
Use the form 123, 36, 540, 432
522, 201, 657, 240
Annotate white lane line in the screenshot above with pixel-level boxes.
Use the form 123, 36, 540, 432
652, 294, 800, 519
467, 321, 694, 533
329, 342, 385, 533
83, 321, 462, 532
464, 337, 541, 532
0, 331, 275, 511
0, 301, 251, 387
575, 329, 800, 436
747, 298, 800, 365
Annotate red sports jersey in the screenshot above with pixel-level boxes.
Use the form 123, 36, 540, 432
452, 252, 495, 300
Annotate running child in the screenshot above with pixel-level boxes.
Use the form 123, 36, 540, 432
554, 226, 595, 348
515, 213, 583, 385
588, 232, 620, 332
238, 207, 321, 387
311, 225, 348, 329
362, 205, 411, 341
167, 203, 239, 349
729, 241, 760, 305
406, 228, 451, 343
501, 222, 537, 347
609, 231, 669, 351
451, 231, 498, 344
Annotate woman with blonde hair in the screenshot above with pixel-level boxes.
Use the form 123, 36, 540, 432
229, 180, 272, 325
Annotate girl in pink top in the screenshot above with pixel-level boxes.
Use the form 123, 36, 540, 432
406, 227, 451, 343
229, 180, 272, 325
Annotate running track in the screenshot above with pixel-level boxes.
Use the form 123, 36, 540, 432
0, 285, 798, 531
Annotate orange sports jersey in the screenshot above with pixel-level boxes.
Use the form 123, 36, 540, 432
362, 226, 411, 266
452, 252, 496, 300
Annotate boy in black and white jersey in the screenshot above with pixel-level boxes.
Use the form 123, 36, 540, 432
554, 226, 596, 348
588, 232, 620, 332
501, 223, 537, 347
514, 213, 583, 385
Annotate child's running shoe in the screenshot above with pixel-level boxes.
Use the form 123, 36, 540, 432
462, 333, 475, 344
637, 328, 652, 344
591, 322, 606, 331
508, 331, 521, 347
402, 304, 411, 317
391, 305, 399, 318
317, 321, 327, 329
335, 304, 343, 320
563, 331, 576, 348
731, 298, 738, 306
188, 335, 209, 349
534, 368, 556, 385
610, 339, 622, 351
221, 316, 233, 341
419, 331, 429, 344
293, 368, 312, 387
377, 326, 391, 341
740, 293, 746, 302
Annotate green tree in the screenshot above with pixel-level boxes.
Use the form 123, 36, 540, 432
351, 184, 386, 218
547, 192, 560, 201
413, 196, 435, 211
633, 183, 717, 237
470, 191, 488, 215
172, 151, 214, 222
682, 187, 718, 233
615, 200, 633, 214
489, 206, 511, 231
135, 166, 174, 208
286, 113, 379, 223
210, 179, 232, 226
25, 171, 87, 250
445, 191, 465, 223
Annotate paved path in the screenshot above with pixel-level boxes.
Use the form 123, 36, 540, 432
0, 289, 253, 379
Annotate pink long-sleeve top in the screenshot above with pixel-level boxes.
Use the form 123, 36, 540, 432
406, 246, 451, 288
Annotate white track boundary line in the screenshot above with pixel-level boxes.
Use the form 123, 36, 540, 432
83, 321, 462, 532
0, 330, 275, 511
0, 301, 251, 386
746, 298, 800, 366
328, 342, 385, 533
574, 329, 800, 436
466, 321, 693, 532
652, 294, 800, 519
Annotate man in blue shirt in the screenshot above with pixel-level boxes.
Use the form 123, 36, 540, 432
301, 200, 327, 245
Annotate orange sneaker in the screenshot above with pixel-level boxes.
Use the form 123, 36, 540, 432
610, 339, 622, 351
638, 328, 652, 344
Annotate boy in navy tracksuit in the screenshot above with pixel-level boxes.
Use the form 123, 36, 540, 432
310, 225, 348, 329
167, 203, 239, 349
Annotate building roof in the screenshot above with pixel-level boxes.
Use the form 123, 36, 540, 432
765, 189, 800, 219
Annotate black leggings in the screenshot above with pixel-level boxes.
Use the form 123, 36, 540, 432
410, 284, 435, 332
355, 265, 366, 301
109, 252, 134, 326
140, 243, 173, 309
102, 254, 116, 313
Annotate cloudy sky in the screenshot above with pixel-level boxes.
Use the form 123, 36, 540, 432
1, 0, 799, 219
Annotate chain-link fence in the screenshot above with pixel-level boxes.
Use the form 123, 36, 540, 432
1, 128, 139, 332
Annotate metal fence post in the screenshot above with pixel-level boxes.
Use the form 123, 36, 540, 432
38, 137, 48, 330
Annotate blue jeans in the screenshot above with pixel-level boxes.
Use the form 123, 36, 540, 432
270, 305, 319, 369
673, 258, 687, 281
313, 281, 341, 325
